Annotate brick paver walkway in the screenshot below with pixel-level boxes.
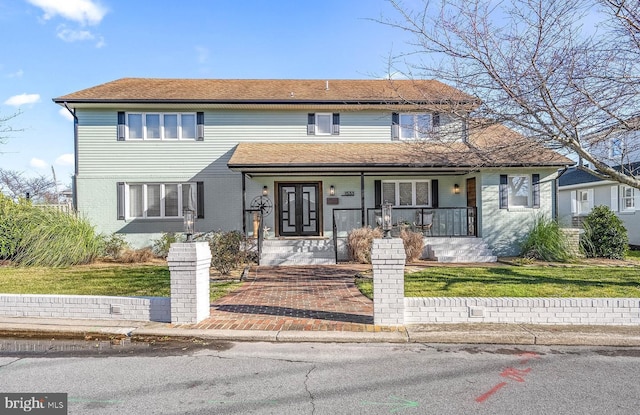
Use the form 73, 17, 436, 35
181, 265, 398, 332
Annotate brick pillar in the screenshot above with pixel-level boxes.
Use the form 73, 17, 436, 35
372, 238, 405, 326
168, 242, 212, 324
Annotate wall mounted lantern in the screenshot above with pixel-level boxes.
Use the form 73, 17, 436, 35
453, 184, 460, 194
262, 185, 269, 196
329, 185, 335, 196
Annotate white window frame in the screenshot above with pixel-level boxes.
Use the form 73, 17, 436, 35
381, 180, 431, 207
507, 175, 531, 208
620, 185, 635, 212
577, 189, 594, 215
314, 113, 332, 135
125, 112, 197, 140
125, 183, 197, 219
399, 113, 433, 140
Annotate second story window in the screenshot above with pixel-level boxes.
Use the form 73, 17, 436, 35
308, 113, 340, 135
125, 113, 197, 140
392, 112, 440, 140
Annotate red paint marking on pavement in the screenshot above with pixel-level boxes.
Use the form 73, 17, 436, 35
475, 382, 508, 403
499, 367, 532, 382
518, 352, 540, 365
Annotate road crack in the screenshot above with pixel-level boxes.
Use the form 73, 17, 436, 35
304, 365, 317, 415
0, 357, 23, 370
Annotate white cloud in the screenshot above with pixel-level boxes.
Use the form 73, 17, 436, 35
58, 107, 75, 121
95, 36, 106, 48
55, 154, 74, 166
4, 93, 41, 107
27, 0, 108, 26
30, 158, 48, 169
7, 70, 24, 78
56, 24, 94, 42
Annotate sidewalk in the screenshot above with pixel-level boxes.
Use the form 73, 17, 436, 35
1, 316, 640, 347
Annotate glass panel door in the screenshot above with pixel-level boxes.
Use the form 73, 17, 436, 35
278, 183, 320, 236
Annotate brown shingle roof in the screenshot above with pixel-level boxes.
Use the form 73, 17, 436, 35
53, 78, 476, 104
228, 124, 573, 171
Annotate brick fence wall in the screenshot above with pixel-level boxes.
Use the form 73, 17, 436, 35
0, 294, 170, 322
404, 297, 640, 325
372, 237, 640, 326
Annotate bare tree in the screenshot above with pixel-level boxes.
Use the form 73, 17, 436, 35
0, 111, 21, 146
379, 0, 640, 188
0, 169, 58, 203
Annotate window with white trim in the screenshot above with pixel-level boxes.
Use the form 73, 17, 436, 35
507, 175, 530, 207
400, 113, 433, 140
621, 185, 635, 211
315, 113, 332, 135
382, 180, 430, 206
578, 189, 592, 214
126, 183, 197, 219
126, 113, 196, 140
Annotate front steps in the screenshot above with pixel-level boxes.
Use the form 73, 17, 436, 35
423, 237, 497, 263
260, 239, 336, 266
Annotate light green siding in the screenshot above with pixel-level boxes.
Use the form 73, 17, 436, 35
478, 169, 557, 256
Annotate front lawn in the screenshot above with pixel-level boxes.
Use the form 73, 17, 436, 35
356, 264, 640, 299
0, 263, 242, 302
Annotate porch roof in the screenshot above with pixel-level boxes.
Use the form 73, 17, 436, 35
228, 124, 574, 174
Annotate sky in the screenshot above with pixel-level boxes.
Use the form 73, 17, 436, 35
0, 0, 414, 187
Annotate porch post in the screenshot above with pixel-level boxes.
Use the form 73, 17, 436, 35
242, 173, 246, 235
360, 172, 365, 226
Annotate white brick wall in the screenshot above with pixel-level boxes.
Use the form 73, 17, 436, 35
168, 242, 212, 324
404, 297, 640, 325
0, 294, 170, 322
372, 238, 406, 326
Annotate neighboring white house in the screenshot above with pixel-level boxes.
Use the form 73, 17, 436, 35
54, 78, 573, 259
558, 164, 640, 246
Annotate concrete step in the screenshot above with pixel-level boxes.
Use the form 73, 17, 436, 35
260, 239, 336, 266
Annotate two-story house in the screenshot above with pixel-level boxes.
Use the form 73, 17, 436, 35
54, 78, 572, 264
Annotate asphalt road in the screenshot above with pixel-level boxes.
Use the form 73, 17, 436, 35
1, 339, 639, 414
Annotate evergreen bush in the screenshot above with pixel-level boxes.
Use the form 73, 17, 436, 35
207, 230, 248, 275
581, 205, 628, 259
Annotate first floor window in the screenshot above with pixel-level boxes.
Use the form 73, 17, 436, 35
621, 185, 635, 211
578, 189, 594, 214
507, 175, 530, 207
126, 183, 197, 219
382, 180, 430, 206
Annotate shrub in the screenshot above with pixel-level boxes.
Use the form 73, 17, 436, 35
12, 208, 103, 267
101, 233, 130, 259
119, 248, 155, 263
152, 232, 184, 258
581, 205, 628, 259
347, 227, 383, 264
400, 228, 425, 262
0, 194, 29, 260
520, 215, 572, 262
207, 230, 247, 275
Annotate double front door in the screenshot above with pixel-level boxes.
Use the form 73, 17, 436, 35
278, 182, 320, 236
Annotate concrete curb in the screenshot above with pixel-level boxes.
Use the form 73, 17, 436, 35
1, 317, 639, 346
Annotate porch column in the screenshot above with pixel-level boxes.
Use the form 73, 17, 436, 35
168, 242, 212, 324
360, 172, 365, 226
372, 238, 405, 326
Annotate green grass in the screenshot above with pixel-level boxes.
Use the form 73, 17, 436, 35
0, 264, 242, 302
628, 250, 640, 262
356, 265, 640, 299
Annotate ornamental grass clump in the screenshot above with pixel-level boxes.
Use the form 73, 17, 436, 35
399, 228, 425, 262
347, 227, 383, 264
12, 208, 103, 267
520, 215, 572, 262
